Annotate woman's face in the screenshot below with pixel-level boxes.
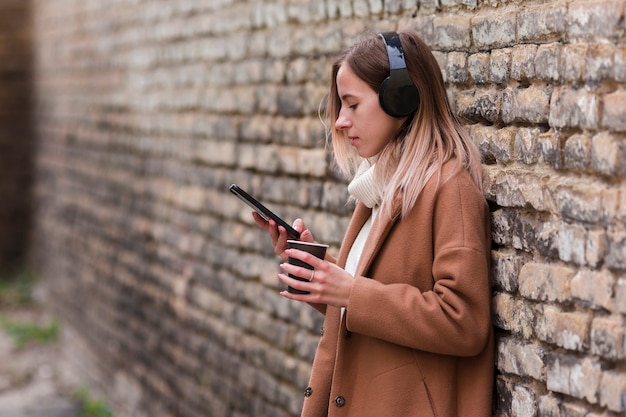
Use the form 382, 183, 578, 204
334, 63, 405, 159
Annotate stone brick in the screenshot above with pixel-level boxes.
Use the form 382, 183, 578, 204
590, 315, 624, 360
446, 51, 468, 83
519, 262, 575, 303
585, 229, 608, 269
617, 277, 626, 315
558, 222, 588, 265
472, 10, 516, 50
497, 337, 545, 380
538, 394, 562, 417
490, 126, 516, 163
556, 402, 589, 417
571, 269, 615, 311
390, 0, 412, 14
567, 0, 625, 40
287, 2, 326, 24
606, 229, 626, 270
590, 132, 625, 176
561, 43, 587, 84
440, 0, 477, 8
511, 383, 537, 417
517, 3, 566, 42
602, 91, 626, 132
467, 52, 489, 84
615, 45, 626, 82
470, 125, 497, 164
564, 134, 591, 171
275, 146, 327, 177
549, 86, 599, 129
514, 128, 541, 165
535, 43, 561, 82
491, 248, 527, 293
433, 15, 471, 50
539, 306, 590, 351
277, 85, 305, 116
492, 208, 559, 257
599, 370, 626, 413
490, 48, 511, 84
555, 179, 607, 224
456, 88, 500, 123
538, 130, 563, 169
352, 0, 370, 17
511, 44, 537, 81
492, 169, 555, 212
546, 353, 601, 403
417, 0, 439, 10
620, 186, 626, 224
492, 292, 536, 339
585, 43, 614, 84
238, 143, 280, 172
431, 50, 448, 81
502, 85, 551, 124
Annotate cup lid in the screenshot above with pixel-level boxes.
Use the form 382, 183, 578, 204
287, 240, 329, 248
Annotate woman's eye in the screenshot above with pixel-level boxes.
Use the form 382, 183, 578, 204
348, 104, 357, 110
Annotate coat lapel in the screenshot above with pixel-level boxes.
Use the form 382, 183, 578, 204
337, 200, 401, 279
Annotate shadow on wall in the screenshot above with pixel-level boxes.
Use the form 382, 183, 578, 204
0, 0, 35, 277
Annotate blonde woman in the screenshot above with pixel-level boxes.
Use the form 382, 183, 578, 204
254, 30, 494, 417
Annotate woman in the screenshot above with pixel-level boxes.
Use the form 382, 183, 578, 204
254, 30, 494, 417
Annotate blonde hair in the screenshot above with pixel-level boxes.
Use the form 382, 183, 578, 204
325, 30, 482, 220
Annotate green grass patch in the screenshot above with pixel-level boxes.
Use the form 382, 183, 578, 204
74, 387, 116, 417
0, 315, 59, 349
0, 271, 35, 308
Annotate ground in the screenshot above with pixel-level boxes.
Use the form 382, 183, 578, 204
0, 287, 82, 417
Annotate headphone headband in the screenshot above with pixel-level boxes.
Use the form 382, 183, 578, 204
378, 32, 407, 71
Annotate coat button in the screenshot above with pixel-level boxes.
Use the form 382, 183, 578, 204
304, 387, 313, 397
334, 396, 346, 407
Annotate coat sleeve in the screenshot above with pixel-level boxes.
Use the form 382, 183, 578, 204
345, 172, 492, 357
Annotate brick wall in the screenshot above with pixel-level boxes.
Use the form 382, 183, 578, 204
0, 0, 33, 276
28, 1, 625, 416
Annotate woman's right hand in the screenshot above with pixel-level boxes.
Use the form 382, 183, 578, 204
252, 213, 315, 261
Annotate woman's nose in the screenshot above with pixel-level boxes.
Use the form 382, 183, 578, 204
335, 113, 351, 130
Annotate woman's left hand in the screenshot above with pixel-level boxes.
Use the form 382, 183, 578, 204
278, 248, 355, 308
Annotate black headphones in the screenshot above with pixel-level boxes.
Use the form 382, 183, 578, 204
378, 32, 420, 118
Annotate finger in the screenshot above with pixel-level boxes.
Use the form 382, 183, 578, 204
277, 273, 312, 295
274, 225, 289, 254
267, 219, 280, 244
280, 263, 314, 282
252, 212, 269, 231
284, 248, 325, 270
292, 219, 315, 243
299, 229, 315, 243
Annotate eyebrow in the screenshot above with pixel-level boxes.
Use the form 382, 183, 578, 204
340, 93, 358, 101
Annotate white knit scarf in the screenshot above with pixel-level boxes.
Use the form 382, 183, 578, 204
347, 159, 382, 209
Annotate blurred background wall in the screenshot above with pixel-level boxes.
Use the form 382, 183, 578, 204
5, 0, 625, 416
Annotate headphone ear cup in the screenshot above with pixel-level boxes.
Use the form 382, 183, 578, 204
378, 72, 420, 118
378, 77, 394, 115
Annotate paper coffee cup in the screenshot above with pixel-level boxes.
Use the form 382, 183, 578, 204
286, 240, 328, 294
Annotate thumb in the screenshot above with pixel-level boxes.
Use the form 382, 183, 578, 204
293, 218, 315, 243
299, 229, 315, 243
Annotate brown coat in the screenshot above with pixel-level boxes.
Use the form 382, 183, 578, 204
302, 163, 494, 417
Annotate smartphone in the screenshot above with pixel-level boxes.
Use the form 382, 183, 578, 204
229, 184, 301, 239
